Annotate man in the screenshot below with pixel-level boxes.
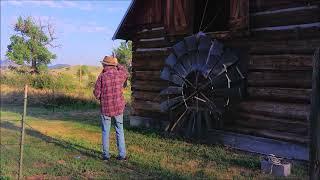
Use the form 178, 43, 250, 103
93, 56, 128, 161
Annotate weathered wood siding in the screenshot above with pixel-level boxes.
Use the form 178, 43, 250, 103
223, 0, 320, 145
130, 0, 320, 145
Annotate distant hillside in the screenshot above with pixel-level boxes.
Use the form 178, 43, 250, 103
50, 65, 102, 77
48, 64, 71, 69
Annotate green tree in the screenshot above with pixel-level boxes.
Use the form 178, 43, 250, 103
6, 16, 58, 72
112, 41, 132, 67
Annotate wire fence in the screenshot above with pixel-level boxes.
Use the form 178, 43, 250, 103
0, 84, 102, 179
0, 81, 135, 179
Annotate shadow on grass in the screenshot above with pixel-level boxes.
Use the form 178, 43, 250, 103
0, 121, 188, 179
1, 104, 198, 146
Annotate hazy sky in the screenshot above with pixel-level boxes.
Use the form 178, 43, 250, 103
0, 0, 131, 66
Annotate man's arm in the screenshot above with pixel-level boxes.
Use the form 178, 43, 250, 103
93, 74, 102, 100
117, 65, 129, 87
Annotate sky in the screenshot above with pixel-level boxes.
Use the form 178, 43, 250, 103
0, 0, 131, 66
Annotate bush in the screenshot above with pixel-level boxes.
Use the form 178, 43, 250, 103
1, 71, 78, 91
87, 73, 96, 88
31, 73, 55, 89
0, 71, 33, 88
55, 73, 77, 91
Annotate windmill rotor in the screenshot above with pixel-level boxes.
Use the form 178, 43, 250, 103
160, 32, 246, 138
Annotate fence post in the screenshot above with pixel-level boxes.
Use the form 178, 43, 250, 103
18, 84, 28, 180
310, 48, 320, 180
79, 64, 82, 87
52, 85, 55, 113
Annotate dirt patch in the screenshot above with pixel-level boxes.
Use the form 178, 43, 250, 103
26, 175, 72, 180
226, 166, 260, 179
57, 160, 66, 165
32, 162, 52, 168
160, 156, 201, 175
82, 171, 105, 179
128, 145, 145, 154
26, 175, 46, 180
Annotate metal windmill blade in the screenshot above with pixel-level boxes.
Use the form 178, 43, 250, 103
180, 54, 193, 74
160, 33, 247, 139
172, 41, 188, 59
184, 35, 198, 52
165, 54, 178, 68
160, 86, 183, 95
160, 67, 184, 86
160, 96, 184, 112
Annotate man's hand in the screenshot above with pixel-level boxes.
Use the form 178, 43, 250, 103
123, 78, 128, 88
117, 64, 125, 70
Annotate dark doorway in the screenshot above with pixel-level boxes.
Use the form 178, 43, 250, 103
193, 0, 230, 33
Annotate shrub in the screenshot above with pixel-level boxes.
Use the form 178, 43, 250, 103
37, 64, 49, 73
55, 73, 77, 91
0, 71, 33, 88
31, 73, 55, 89
87, 73, 96, 88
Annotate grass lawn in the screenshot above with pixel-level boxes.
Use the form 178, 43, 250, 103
0, 105, 308, 179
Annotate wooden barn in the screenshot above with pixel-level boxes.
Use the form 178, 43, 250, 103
113, 0, 320, 162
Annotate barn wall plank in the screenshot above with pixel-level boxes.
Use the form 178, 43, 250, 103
250, 26, 320, 40
131, 80, 167, 91
238, 100, 310, 121
224, 126, 308, 144
234, 112, 308, 135
207, 129, 308, 160
249, 54, 313, 71
132, 57, 165, 71
132, 99, 161, 113
132, 91, 161, 102
248, 87, 311, 103
225, 39, 320, 55
136, 27, 165, 39
135, 39, 169, 48
250, 6, 320, 28
248, 71, 312, 88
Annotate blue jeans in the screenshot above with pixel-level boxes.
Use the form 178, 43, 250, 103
101, 114, 126, 158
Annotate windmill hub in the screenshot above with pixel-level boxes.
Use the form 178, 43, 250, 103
182, 71, 211, 110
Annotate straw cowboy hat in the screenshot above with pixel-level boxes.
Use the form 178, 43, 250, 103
101, 56, 118, 66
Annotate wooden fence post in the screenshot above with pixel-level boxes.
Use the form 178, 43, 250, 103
79, 65, 82, 87
310, 48, 320, 180
18, 84, 28, 180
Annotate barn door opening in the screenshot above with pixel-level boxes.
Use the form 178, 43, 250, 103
193, 0, 230, 32
160, 33, 247, 138
193, 0, 249, 33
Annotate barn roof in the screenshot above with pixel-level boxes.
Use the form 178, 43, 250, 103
112, 0, 189, 40
112, 0, 136, 40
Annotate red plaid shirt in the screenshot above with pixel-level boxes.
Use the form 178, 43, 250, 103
93, 65, 128, 116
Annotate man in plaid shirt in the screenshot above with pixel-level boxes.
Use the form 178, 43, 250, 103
94, 56, 128, 161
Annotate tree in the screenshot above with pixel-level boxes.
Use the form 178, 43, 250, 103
6, 16, 58, 72
112, 41, 132, 68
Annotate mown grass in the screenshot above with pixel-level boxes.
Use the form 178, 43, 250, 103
0, 105, 308, 179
